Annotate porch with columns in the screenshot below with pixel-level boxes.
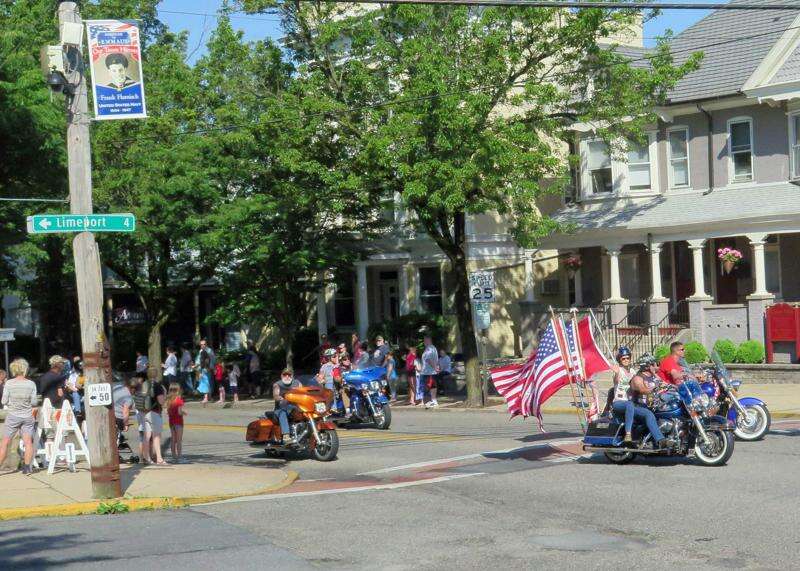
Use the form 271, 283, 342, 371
570, 231, 787, 349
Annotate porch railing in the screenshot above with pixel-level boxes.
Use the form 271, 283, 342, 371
612, 299, 689, 359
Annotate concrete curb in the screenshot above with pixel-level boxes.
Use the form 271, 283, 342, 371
0, 470, 299, 522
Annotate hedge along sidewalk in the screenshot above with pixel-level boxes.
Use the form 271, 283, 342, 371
0, 463, 297, 521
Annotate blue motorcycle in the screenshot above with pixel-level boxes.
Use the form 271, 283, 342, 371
583, 380, 735, 467
702, 351, 770, 441
334, 367, 392, 430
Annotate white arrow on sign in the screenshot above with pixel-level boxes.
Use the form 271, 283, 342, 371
39, 219, 52, 230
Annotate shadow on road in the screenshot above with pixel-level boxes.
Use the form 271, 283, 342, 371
0, 526, 113, 568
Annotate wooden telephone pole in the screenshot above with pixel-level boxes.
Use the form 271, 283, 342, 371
58, 0, 121, 498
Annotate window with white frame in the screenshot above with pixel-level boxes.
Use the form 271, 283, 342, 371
418, 267, 443, 315
626, 138, 652, 191
728, 118, 753, 182
790, 114, 800, 179
668, 128, 690, 188
587, 140, 613, 194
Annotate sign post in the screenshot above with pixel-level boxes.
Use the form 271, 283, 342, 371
27, 213, 135, 234
0, 328, 14, 372
469, 272, 495, 406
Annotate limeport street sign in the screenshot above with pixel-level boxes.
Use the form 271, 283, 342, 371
27, 213, 136, 234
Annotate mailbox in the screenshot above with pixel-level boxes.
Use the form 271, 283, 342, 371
765, 303, 800, 363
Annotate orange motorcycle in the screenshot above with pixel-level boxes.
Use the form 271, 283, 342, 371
245, 385, 339, 461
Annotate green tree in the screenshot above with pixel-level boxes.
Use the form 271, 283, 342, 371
242, 3, 699, 406
198, 16, 386, 369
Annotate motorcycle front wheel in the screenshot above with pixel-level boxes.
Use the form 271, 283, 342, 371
311, 429, 339, 462
694, 429, 734, 466
733, 404, 771, 441
373, 404, 392, 430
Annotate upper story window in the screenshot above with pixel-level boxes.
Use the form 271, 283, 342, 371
790, 114, 800, 180
587, 141, 613, 194
626, 135, 656, 192
667, 128, 690, 188
728, 118, 753, 183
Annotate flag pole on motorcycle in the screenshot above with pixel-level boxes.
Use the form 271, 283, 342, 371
571, 308, 600, 422
549, 307, 585, 432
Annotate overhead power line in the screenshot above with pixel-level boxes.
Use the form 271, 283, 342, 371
305, 0, 800, 9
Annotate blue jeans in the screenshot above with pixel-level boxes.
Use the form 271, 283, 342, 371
70, 391, 82, 413
274, 403, 298, 437
612, 400, 664, 442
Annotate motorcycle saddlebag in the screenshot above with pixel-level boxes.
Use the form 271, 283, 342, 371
246, 418, 275, 443
583, 419, 623, 447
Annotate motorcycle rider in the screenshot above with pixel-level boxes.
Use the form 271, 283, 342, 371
618, 354, 667, 449
603, 347, 633, 417
658, 342, 686, 385
273, 370, 301, 445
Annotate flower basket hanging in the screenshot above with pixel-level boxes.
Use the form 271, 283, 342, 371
717, 247, 743, 275
563, 254, 582, 278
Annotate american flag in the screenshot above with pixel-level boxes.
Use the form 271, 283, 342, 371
490, 318, 577, 430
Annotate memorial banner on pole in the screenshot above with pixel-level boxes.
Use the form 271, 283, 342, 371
86, 20, 147, 120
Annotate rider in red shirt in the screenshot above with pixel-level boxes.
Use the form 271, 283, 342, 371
658, 342, 686, 385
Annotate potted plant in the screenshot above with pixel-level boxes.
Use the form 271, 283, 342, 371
717, 247, 743, 275
563, 254, 582, 278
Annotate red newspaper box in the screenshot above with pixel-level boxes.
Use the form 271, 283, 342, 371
765, 303, 800, 363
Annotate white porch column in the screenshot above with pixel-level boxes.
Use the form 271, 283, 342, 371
399, 264, 410, 315
356, 262, 369, 338
747, 233, 770, 297
524, 250, 536, 302
606, 247, 624, 302
649, 242, 666, 300
316, 289, 328, 338
687, 239, 710, 299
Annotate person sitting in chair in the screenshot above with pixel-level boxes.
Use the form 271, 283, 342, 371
273, 370, 300, 445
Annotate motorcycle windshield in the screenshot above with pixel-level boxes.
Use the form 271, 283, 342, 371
678, 380, 703, 405
710, 350, 730, 381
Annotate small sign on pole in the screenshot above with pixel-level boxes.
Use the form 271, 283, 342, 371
469, 271, 495, 303
87, 382, 113, 407
473, 302, 491, 331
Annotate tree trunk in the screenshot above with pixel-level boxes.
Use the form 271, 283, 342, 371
147, 314, 169, 381
451, 253, 482, 407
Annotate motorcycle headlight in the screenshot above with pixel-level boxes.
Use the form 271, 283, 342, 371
692, 393, 710, 411
314, 402, 327, 413
380, 380, 388, 387
370, 381, 380, 391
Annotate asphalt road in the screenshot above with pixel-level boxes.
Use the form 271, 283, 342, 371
2, 404, 799, 570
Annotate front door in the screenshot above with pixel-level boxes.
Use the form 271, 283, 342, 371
673, 242, 693, 302
378, 270, 399, 322
714, 238, 739, 304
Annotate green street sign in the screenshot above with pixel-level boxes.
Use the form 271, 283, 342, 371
27, 213, 136, 234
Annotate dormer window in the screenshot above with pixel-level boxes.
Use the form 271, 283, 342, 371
587, 141, 612, 194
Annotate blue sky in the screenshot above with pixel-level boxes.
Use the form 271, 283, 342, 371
156, 0, 711, 64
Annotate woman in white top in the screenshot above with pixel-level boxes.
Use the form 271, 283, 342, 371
609, 347, 636, 445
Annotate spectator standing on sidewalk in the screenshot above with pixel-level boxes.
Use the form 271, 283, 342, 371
420, 335, 440, 408
196, 341, 213, 405
65, 358, 83, 413
0, 369, 6, 404
145, 378, 167, 464
245, 342, 262, 397
227, 362, 240, 405
135, 351, 149, 380
385, 348, 398, 402
404, 346, 418, 406
215, 360, 226, 404
354, 342, 370, 370
351, 333, 363, 363
0, 359, 38, 475
179, 344, 194, 394
166, 383, 186, 462
162, 346, 178, 390
437, 349, 452, 396
372, 336, 390, 367
38, 355, 68, 409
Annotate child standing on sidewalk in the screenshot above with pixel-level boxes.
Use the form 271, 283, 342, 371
214, 360, 226, 404
166, 383, 186, 462
227, 362, 240, 406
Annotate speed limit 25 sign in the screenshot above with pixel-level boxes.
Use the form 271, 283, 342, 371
469, 271, 495, 303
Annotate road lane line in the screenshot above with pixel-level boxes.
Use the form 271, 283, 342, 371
357, 438, 582, 475
197, 473, 485, 505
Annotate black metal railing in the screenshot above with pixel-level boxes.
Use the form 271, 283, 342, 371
618, 299, 690, 358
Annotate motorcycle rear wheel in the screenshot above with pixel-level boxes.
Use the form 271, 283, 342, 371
733, 404, 770, 441
694, 429, 734, 466
311, 430, 339, 462
373, 404, 392, 430
604, 450, 635, 465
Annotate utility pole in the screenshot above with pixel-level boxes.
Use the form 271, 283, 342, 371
58, 0, 121, 498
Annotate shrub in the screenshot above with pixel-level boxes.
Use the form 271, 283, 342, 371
712, 339, 737, 363
654, 344, 670, 361
683, 341, 708, 364
736, 340, 765, 364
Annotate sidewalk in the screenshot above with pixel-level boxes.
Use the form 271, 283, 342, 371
0, 463, 296, 521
